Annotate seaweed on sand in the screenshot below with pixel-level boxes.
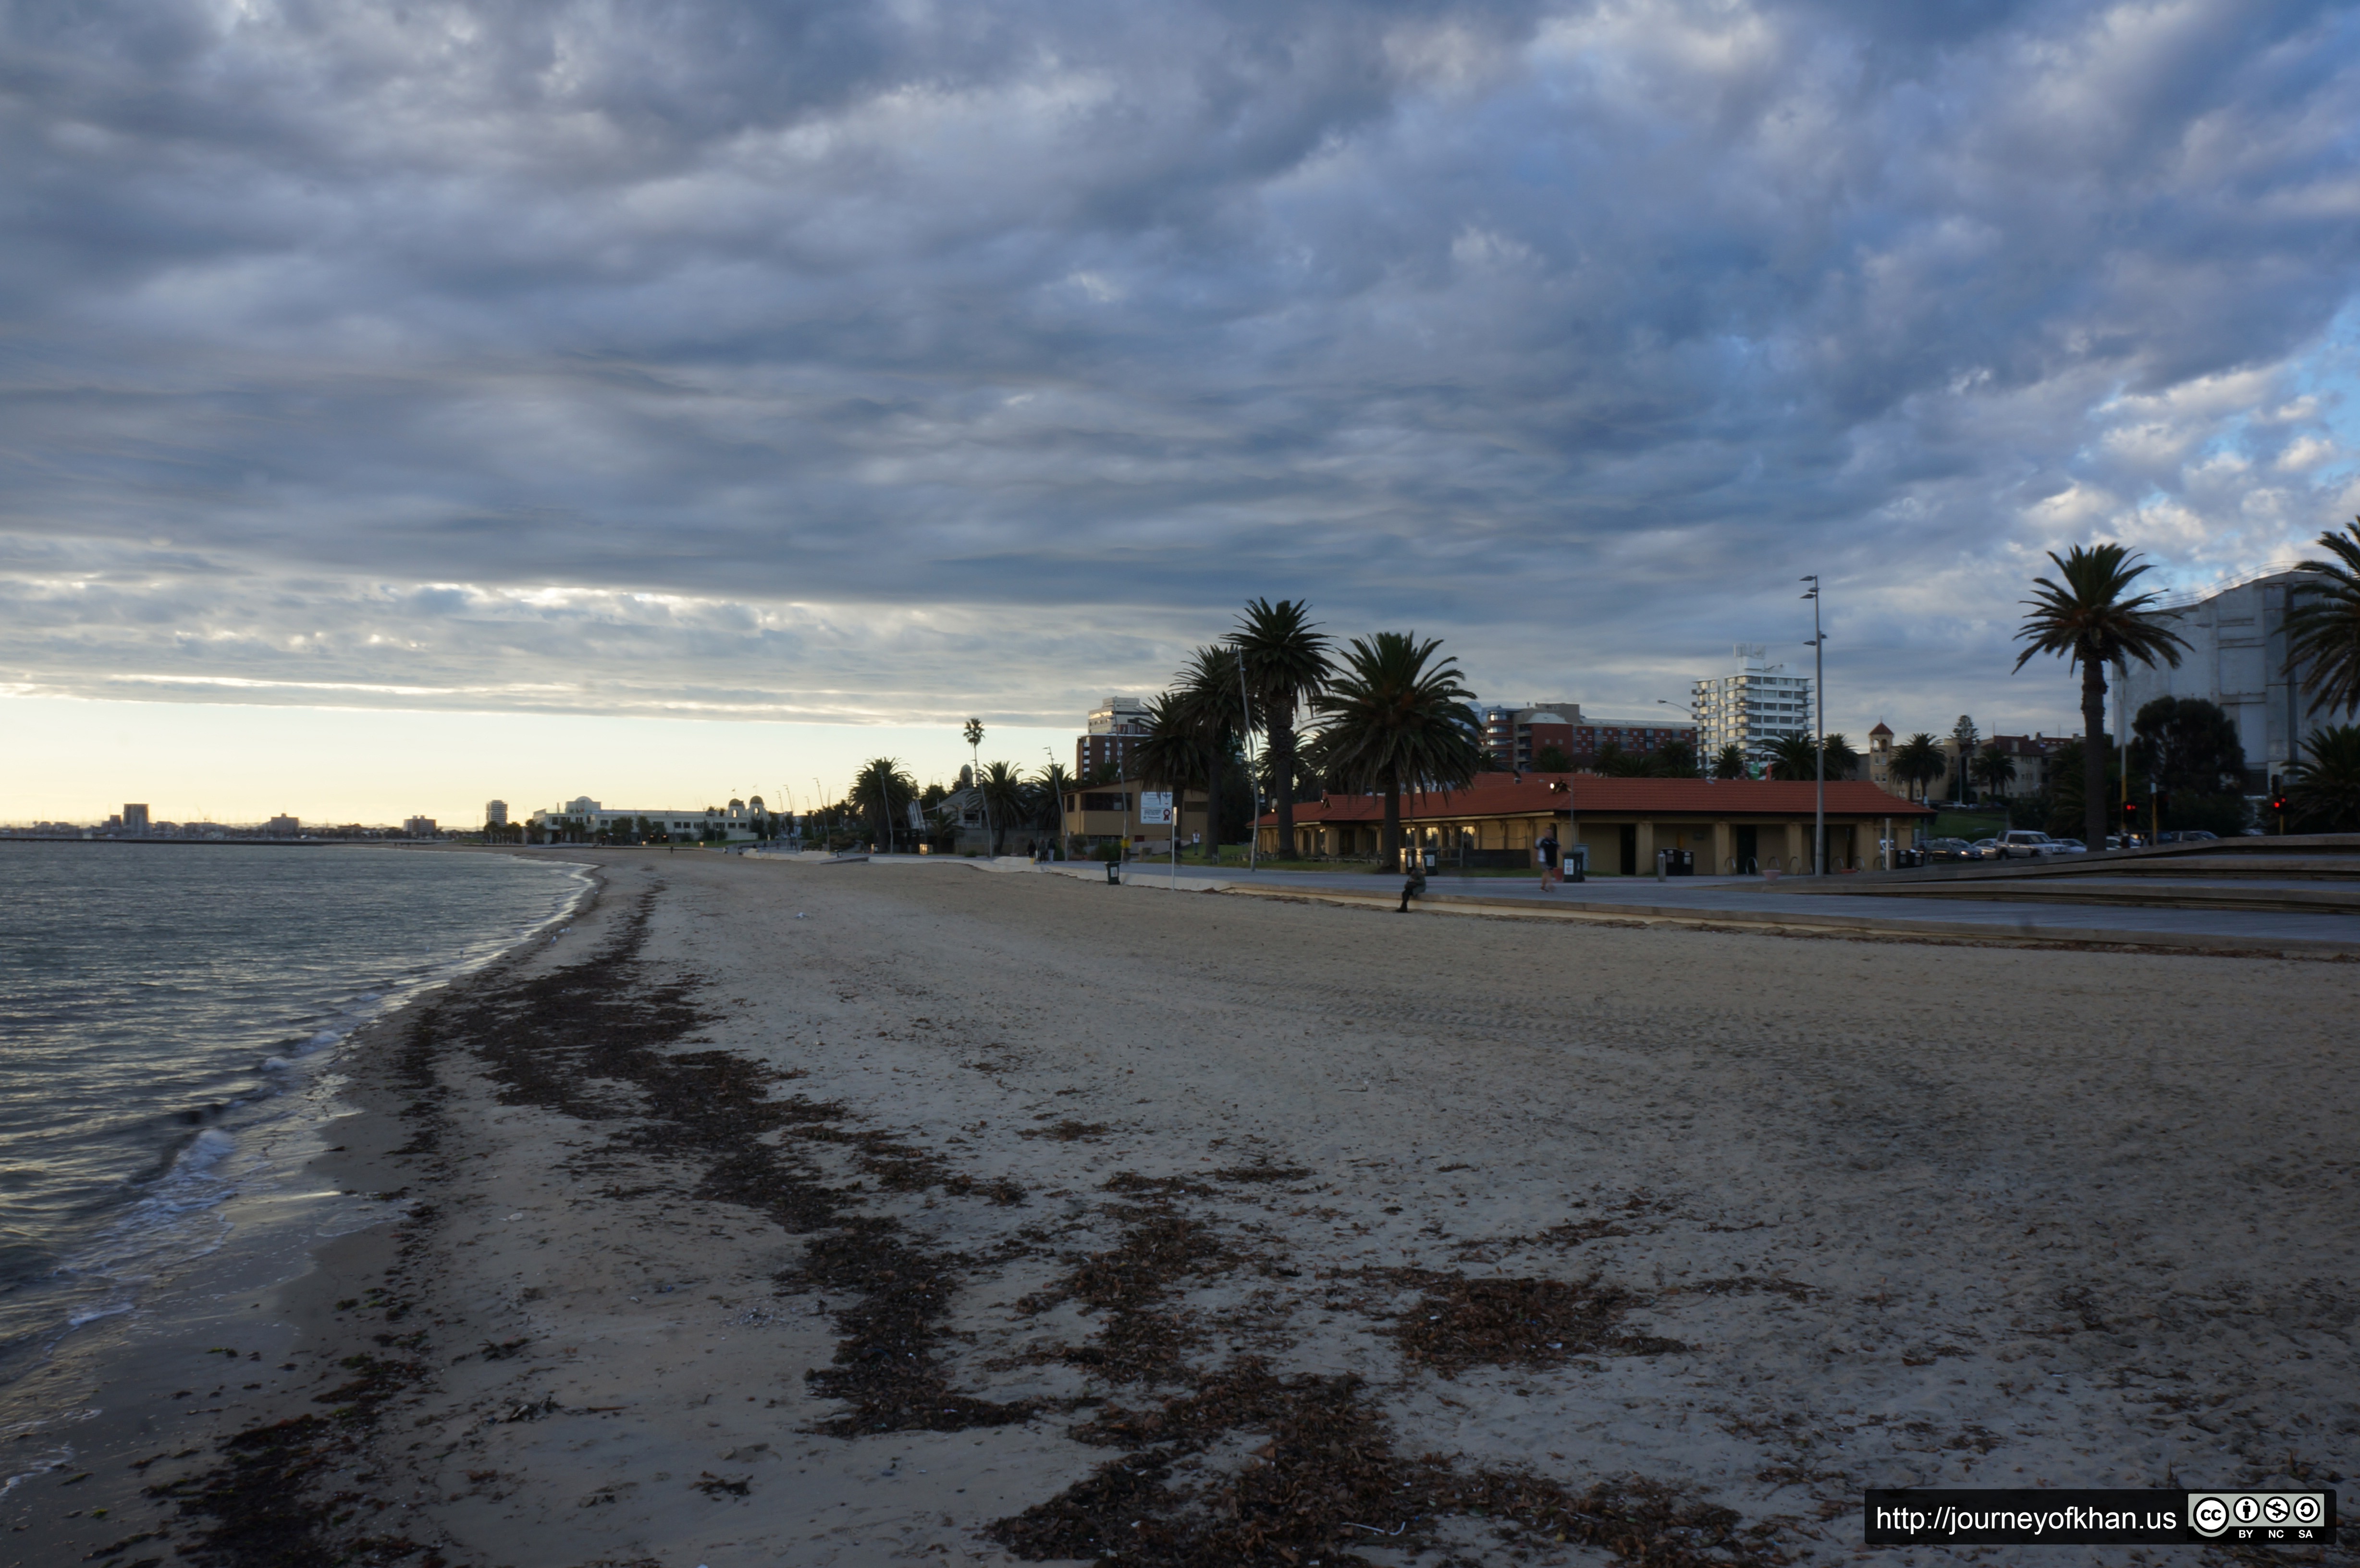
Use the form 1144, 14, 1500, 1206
1382, 1270, 1689, 1376
992, 1358, 1792, 1568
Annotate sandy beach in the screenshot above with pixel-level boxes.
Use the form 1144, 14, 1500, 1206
16, 850, 2357, 1568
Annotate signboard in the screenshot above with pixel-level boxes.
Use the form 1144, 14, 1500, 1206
1139, 790, 1174, 826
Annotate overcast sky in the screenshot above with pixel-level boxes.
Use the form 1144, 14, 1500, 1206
4, 0, 2358, 819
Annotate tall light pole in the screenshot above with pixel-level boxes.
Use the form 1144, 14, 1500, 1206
1802, 575, 1825, 875
1235, 646, 1260, 873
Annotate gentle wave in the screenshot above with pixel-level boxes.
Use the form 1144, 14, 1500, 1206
0, 844, 591, 1385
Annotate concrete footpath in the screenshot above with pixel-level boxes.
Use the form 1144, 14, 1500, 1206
787, 853, 2360, 956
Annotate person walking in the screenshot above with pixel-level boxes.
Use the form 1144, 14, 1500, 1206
1536, 824, 1561, 891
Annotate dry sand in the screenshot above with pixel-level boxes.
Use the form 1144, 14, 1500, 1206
20, 851, 2357, 1568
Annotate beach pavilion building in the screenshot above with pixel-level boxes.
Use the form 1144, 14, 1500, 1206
1258, 771, 1935, 875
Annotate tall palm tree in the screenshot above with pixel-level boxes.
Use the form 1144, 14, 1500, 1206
2284, 520, 2360, 716
1819, 733, 1861, 780
1176, 645, 1242, 859
1135, 691, 1209, 850
1765, 733, 1820, 781
853, 757, 917, 851
2013, 543, 2189, 851
1971, 742, 2018, 801
1304, 632, 1484, 858
1893, 732, 1945, 801
978, 760, 1026, 855
1711, 743, 1750, 780
2285, 724, 2360, 832
1234, 598, 1333, 859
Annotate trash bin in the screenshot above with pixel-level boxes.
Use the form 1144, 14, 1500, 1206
1672, 849, 1694, 876
1105, 859, 1120, 884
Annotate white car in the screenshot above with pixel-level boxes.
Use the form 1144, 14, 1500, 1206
1995, 830, 2060, 859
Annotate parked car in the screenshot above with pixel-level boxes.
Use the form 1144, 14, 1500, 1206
1970, 837, 2001, 858
2156, 829, 2218, 844
2051, 838, 2088, 854
1996, 830, 2060, 859
1922, 837, 1981, 863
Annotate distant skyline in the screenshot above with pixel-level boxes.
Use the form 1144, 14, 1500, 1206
4, 1, 2356, 821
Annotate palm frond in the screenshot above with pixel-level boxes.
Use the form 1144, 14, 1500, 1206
2284, 521, 2360, 717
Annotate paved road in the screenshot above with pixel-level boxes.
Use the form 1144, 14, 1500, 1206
972, 858, 2360, 951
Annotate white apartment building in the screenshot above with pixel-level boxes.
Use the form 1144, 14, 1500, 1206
1691, 646, 1814, 765
2120, 570, 2328, 792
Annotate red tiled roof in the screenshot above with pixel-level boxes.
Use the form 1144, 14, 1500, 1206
1259, 771, 1931, 823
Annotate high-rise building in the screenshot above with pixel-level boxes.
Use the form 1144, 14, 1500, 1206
265, 814, 299, 835
1691, 646, 1814, 766
1078, 696, 1151, 779
485, 799, 509, 828
403, 816, 438, 837
122, 803, 149, 833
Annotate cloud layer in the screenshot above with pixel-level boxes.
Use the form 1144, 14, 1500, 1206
4, 0, 2357, 735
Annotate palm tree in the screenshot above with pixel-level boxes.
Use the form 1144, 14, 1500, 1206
1819, 733, 1861, 780
1176, 645, 1243, 859
1032, 760, 1076, 858
1766, 733, 1820, 781
1234, 598, 1332, 863
1653, 738, 1700, 778
1135, 689, 1213, 855
1893, 732, 1945, 801
962, 718, 990, 843
978, 760, 1026, 855
1304, 632, 1484, 858
2013, 543, 2189, 852
1711, 743, 1750, 780
1971, 742, 2018, 801
1595, 742, 1651, 777
853, 757, 917, 851
2285, 724, 2360, 832
2284, 520, 2360, 716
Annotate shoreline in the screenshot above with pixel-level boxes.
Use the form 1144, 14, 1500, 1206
1, 856, 601, 1562
12, 851, 2353, 1566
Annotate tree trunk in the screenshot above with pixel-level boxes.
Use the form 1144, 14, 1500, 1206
1380, 765, 1401, 861
1271, 705, 1296, 859
2082, 655, 2109, 851
1205, 743, 1223, 860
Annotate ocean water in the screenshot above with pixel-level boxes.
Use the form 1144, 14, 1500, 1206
0, 842, 589, 1393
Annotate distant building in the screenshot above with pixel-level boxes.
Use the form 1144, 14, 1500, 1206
2121, 569, 2330, 791
1481, 703, 1583, 770
265, 814, 299, 835
1692, 646, 1813, 765
402, 816, 437, 837
122, 803, 149, 833
1078, 695, 1151, 779
526, 799, 766, 844
485, 800, 509, 828
1480, 703, 1695, 771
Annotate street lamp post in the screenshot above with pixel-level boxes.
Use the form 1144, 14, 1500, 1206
1802, 576, 1825, 875
1655, 698, 1699, 776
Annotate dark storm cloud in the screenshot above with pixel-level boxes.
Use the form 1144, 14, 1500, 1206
2, 0, 2355, 730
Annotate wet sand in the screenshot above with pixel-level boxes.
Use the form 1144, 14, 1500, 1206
16, 850, 2357, 1567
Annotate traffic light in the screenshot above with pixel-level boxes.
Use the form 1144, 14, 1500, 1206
2271, 788, 2289, 815
2121, 797, 2140, 826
